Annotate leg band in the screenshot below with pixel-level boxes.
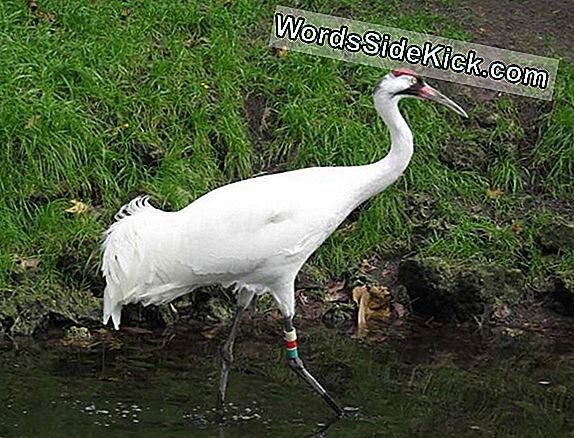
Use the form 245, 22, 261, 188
284, 328, 299, 359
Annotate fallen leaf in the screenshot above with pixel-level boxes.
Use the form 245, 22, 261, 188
339, 222, 356, 235
352, 285, 392, 335
24, 115, 39, 130
274, 47, 288, 58
12, 255, 39, 271
65, 199, 89, 214
326, 279, 345, 291
359, 258, 376, 273
121, 7, 131, 17
37, 11, 56, 22
27, 0, 39, 12
260, 107, 274, 131
325, 280, 346, 302
298, 291, 310, 306
184, 37, 209, 48
366, 285, 391, 320
511, 221, 523, 235
486, 187, 503, 199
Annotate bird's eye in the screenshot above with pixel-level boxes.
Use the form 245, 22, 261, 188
411, 78, 418, 85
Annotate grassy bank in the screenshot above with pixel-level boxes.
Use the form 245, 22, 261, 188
1, 0, 572, 333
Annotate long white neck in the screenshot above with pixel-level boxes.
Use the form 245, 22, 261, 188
358, 96, 414, 202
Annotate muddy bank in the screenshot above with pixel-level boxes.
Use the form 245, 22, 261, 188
0, 287, 100, 336
2, 248, 574, 336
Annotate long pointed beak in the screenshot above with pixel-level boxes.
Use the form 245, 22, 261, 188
419, 85, 468, 118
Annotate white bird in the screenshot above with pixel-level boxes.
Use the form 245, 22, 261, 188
101, 68, 467, 417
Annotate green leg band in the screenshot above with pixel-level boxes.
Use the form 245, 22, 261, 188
287, 348, 299, 359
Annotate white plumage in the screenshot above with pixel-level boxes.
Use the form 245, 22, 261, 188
101, 69, 468, 416
102, 69, 467, 331
103, 166, 379, 329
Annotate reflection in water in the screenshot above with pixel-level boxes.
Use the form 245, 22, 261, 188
1, 319, 573, 437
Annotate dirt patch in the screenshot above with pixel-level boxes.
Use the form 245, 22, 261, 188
407, 0, 573, 61
399, 0, 571, 110
243, 92, 281, 173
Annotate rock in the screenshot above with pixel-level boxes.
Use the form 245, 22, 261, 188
0, 286, 101, 336
398, 257, 524, 320
538, 221, 574, 254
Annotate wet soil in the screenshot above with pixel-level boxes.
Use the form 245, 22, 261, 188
406, 0, 573, 61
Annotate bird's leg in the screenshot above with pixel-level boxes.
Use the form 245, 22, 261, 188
283, 317, 345, 417
217, 305, 245, 417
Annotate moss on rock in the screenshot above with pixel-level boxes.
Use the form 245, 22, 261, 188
398, 256, 524, 320
0, 285, 100, 336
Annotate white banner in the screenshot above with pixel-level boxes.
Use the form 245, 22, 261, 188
269, 6, 559, 100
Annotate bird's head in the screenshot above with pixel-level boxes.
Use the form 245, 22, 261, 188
373, 68, 468, 118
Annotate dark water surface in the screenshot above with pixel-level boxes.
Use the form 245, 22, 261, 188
1, 317, 574, 437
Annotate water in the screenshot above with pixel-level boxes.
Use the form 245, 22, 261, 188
1, 317, 574, 437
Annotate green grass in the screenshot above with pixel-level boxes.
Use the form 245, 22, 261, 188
0, 0, 573, 332
534, 62, 574, 195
